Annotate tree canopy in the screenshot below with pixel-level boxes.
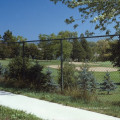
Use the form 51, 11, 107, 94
50, 0, 120, 34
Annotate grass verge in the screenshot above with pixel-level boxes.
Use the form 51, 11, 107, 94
0, 105, 42, 120
0, 87, 120, 118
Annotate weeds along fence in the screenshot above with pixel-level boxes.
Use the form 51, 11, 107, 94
0, 34, 120, 92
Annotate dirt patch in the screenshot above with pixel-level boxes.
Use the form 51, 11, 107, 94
76, 67, 118, 72
48, 65, 118, 72
69, 62, 99, 66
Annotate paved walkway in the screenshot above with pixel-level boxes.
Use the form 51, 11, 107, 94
0, 91, 120, 120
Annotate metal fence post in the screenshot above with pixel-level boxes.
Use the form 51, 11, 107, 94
60, 39, 63, 92
22, 42, 25, 80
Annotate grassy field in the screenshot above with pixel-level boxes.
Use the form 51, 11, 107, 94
0, 105, 42, 120
0, 59, 120, 117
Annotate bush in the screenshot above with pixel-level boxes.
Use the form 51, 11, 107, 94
0, 63, 9, 79
100, 72, 117, 94
7, 56, 30, 80
0, 63, 3, 76
77, 64, 98, 100
3, 58, 58, 91
45, 68, 59, 92
26, 61, 46, 90
58, 62, 76, 90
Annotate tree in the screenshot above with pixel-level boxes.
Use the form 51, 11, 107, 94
56, 31, 74, 60
0, 44, 8, 59
16, 36, 27, 42
71, 38, 85, 61
51, 0, 120, 34
39, 34, 54, 60
100, 72, 117, 94
80, 34, 92, 61
96, 39, 110, 61
2, 30, 20, 58
3, 30, 14, 43
109, 39, 120, 67
0, 35, 1, 39
38, 31, 76, 61
45, 68, 59, 92
58, 62, 76, 89
88, 41, 98, 61
77, 64, 97, 100
26, 43, 40, 59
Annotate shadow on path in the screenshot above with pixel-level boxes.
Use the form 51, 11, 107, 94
0, 91, 15, 96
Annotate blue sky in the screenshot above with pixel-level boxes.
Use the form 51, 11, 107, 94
0, 0, 115, 40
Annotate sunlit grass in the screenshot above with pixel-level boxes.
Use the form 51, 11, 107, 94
0, 105, 42, 120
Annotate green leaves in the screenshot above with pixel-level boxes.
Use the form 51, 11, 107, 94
65, 16, 75, 24
51, 0, 120, 33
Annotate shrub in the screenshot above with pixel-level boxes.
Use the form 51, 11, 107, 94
0, 63, 9, 78
45, 68, 59, 92
26, 61, 46, 90
58, 62, 76, 90
0, 63, 3, 75
77, 64, 98, 100
7, 56, 30, 80
100, 72, 117, 94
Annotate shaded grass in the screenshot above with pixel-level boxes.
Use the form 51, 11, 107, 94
0, 59, 10, 66
0, 105, 42, 120
31, 60, 60, 66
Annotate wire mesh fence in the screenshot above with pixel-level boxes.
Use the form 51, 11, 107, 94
0, 34, 120, 113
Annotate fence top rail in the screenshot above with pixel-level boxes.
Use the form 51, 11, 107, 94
0, 34, 120, 44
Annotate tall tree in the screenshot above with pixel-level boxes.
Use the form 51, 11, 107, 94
3, 30, 20, 58
51, 0, 120, 34
0, 35, 2, 39
71, 38, 85, 61
25, 43, 40, 59
0, 44, 8, 59
39, 34, 53, 60
38, 31, 77, 61
16, 36, 27, 42
109, 39, 120, 67
80, 34, 92, 61
57, 31, 75, 60
96, 39, 110, 61
3, 30, 16, 43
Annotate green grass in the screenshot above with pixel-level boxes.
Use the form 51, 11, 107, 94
0, 59, 61, 67
0, 59, 10, 66
0, 59, 118, 69
0, 105, 42, 120
31, 60, 60, 66
94, 71, 120, 83
0, 59, 120, 117
91, 61, 114, 67
0, 86, 120, 118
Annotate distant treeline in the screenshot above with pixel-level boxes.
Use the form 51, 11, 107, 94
0, 30, 119, 63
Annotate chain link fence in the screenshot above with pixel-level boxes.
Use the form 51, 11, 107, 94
0, 34, 120, 106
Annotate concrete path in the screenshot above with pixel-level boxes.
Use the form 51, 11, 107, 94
0, 91, 120, 120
